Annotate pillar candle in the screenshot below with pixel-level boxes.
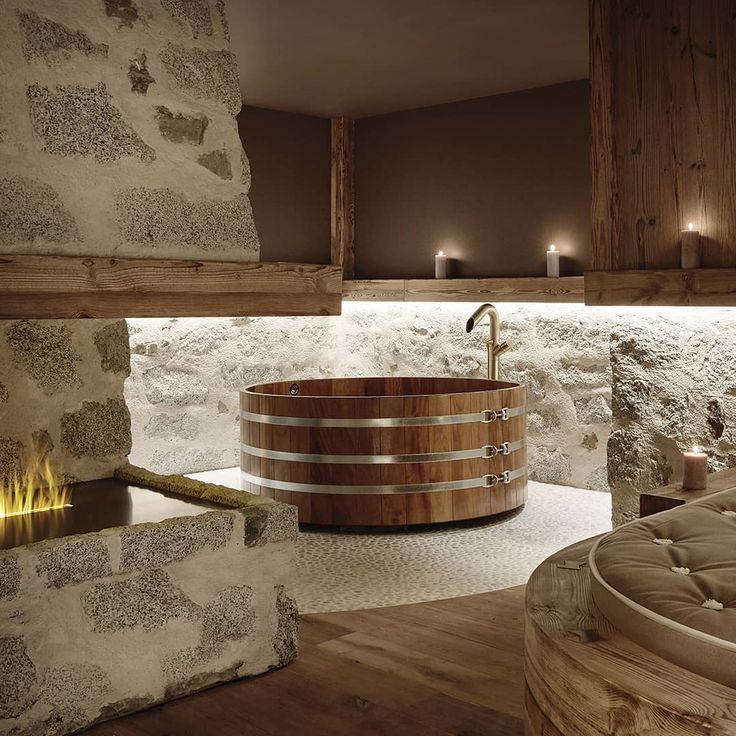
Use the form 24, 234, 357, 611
682, 446, 708, 490
681, 223, 700, 269
434, 251, 447, 279
546, 244, 560, 278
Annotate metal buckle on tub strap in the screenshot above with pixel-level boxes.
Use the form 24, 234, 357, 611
483, 471, 511, 488
483, 442, 511, 459
481, 408, 509, 423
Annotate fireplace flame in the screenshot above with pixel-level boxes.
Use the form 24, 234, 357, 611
0, 456, 71, 519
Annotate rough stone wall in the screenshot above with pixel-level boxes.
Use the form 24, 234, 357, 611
0, 0, 258, 260
0, 499, 297, 734
0, 320, 131, 485
608, 311, 736, 525
125, 304, 613, 491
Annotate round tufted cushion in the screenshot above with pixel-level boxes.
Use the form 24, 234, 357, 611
590, 488, 736, 689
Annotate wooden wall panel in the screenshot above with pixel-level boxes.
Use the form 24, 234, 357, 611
590, 0, 736, 271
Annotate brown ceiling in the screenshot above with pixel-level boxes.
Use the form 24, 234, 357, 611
228, 0, 589, 119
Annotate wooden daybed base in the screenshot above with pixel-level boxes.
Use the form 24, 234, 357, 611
525, 534, 736, 735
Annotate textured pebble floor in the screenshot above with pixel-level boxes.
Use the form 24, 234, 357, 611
189, 470, 612, 614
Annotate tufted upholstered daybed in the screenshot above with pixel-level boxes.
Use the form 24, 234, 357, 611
590, 487, 736, 690
525, 483, 736, 736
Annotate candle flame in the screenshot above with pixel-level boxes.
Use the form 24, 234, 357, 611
692, 446, 701, 454
436, 251, 444, 256
688, 222, 694, 231
548, 244, 556, 252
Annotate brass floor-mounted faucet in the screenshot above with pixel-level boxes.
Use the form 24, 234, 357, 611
466, 303, 511, 381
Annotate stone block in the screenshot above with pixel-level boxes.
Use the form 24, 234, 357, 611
0, 636, 36, 718
27, 83, 155, 163
94, 320, 131, 375
36, 536, 113, 588
201, 585, 255, 647
129, 50, 155, 94
159, 44, 241, 114
119, 512, 235, 571
82, 568, 200, 633
17, 10, 108, 64
707, 398, 726, 439
197, 149, 232, 179
527, 407, 561, 434
0, 436, 23, 484
6, 320, 80, 395
0, 381, 7, 402
272, 585, 298, 667
143, 366, 209, 405
530, 446, 572, 485
103, 0, 140, 28
144, 412, 199, 439
60, 398, 132, 458
0, 552, 20, 600
574, 395, 611, 425
39, 664, 111, 732
161, 0, 213, 38
155, 106, 208, 143
612, 377, 650, 420
0, 177, 79, 247
116, 188, 258, 253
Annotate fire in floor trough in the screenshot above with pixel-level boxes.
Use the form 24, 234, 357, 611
0, 465, 298, 735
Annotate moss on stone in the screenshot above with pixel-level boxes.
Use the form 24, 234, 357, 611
60, 398, 132, 458
16, 9, 108, 64
0, 636, 37, 719
159, 44, 241, 114
36, 536, 113, 588
6, 320, 80, 394
94, 320, 131, 375
197, 149, 232, 180
82, 568, 200, 633
114, 463, 272, 510
155, 106, 208, 143
160, 0, 213, 38
27, 82, 155, 163
103, 0, 139, 28
119, 512, 235, 571
0, 177, 80, 247
128, 50, 155, 94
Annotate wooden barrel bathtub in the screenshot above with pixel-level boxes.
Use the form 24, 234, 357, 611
240, 377, 527, 526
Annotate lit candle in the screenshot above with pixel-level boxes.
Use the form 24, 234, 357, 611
682, 446, 707, 490
546, 244, 560, 278
434, 250, 447, 279
681, 222, 700, 269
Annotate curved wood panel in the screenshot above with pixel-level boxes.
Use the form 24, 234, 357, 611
240, 377, 527, 525
524, 538, 736, 736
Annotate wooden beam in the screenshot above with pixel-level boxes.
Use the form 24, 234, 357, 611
330, 117, 355, 279
0, 255, 342, 318
343, 277, 585, 303
590, 0, 736, 272
584, 268, 736, 306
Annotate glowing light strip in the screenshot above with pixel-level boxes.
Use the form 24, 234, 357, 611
0, 503, 73, 519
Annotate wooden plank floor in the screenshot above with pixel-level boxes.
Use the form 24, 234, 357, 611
84, 586, 526, 736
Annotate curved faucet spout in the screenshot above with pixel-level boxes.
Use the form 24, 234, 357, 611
465, 303, 510, 381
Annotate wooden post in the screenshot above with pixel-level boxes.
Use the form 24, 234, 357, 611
330, 117, 355, 279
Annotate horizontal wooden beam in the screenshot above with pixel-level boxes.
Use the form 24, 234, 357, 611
584, 269, 736, 306
0, 255, 342, 318
343, 277, 585, 303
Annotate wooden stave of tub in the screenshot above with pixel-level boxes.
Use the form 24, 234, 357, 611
240, 377, 527, 526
